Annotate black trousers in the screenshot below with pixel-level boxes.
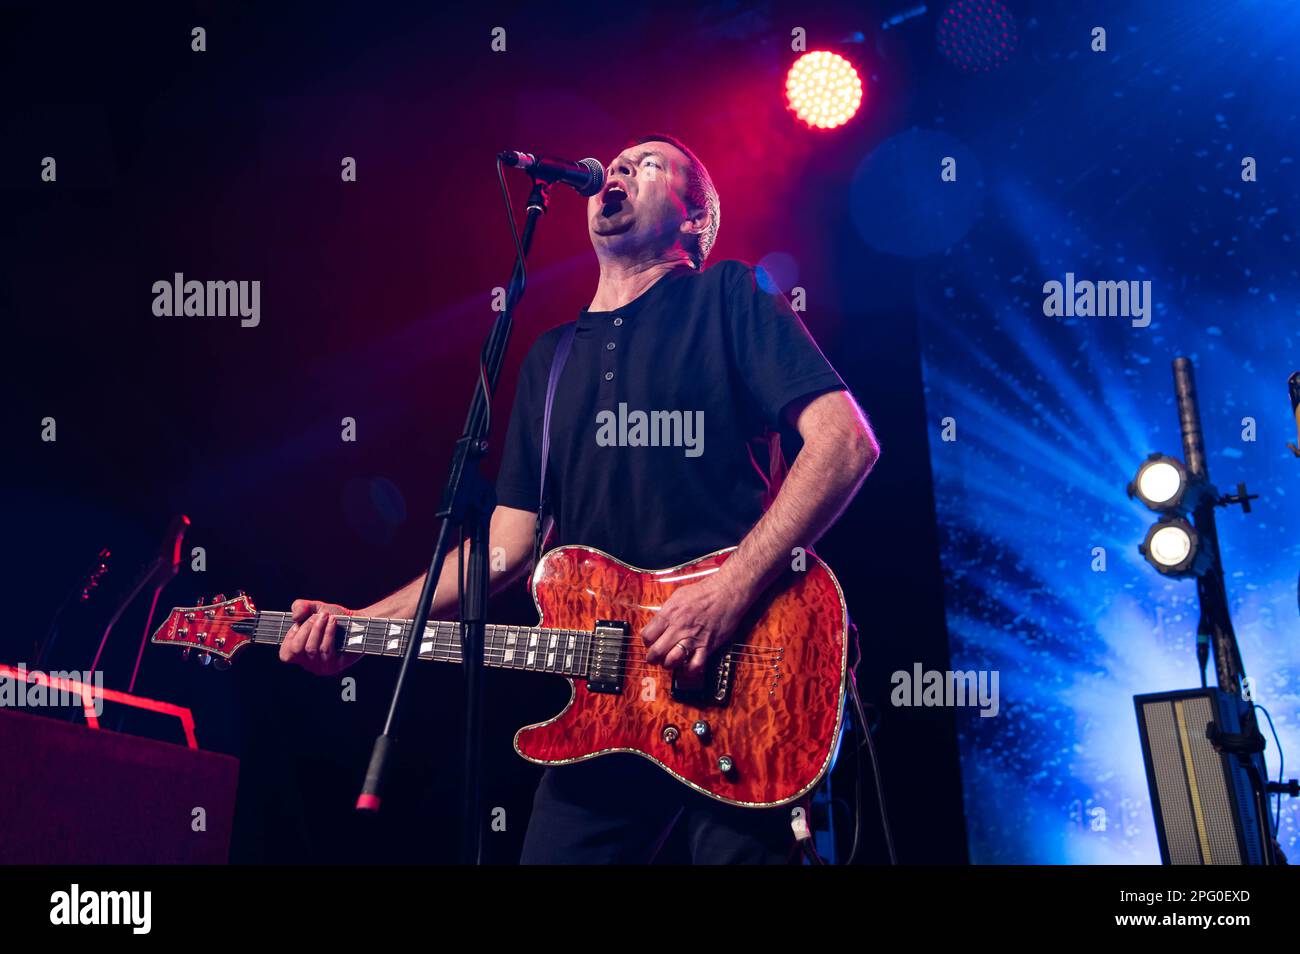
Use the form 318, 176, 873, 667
519, 754, 801, 864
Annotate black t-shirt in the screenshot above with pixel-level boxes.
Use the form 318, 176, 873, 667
495, 259, 845, 570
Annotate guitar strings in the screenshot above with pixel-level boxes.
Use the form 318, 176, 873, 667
250, 612, 785, 655
253, 634, 782, 677
244, 613, 786, 677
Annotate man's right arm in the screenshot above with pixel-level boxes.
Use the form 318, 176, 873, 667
280, 504, 538, 675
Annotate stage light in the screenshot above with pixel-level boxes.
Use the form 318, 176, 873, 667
937, 0, 1019, 73
785, 51, 863, 130
1139, 516, 1211, 578
1128, 453, 1186, 510
1127, 452, 1209, 514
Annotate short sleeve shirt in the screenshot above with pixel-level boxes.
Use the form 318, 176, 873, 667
495, 259, 845, 570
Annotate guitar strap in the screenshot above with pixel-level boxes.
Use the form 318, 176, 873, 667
534, 323, 577, 569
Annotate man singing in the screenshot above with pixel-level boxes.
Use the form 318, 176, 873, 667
280, 134, 879, 863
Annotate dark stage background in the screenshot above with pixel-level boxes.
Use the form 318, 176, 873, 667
2, 1, 963, 863
10, 0, 1294, 868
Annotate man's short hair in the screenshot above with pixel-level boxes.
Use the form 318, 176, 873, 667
629, 133, 720, 268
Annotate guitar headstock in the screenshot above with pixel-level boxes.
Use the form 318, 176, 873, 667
151, 592, 257, 667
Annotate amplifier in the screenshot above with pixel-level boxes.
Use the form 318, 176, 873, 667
0, 708, 238, 863
1134, 688, 1266, 865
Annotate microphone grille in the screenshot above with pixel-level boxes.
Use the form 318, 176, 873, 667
577, 157, 605, 197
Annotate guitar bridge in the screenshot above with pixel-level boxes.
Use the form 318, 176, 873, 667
671, 650, 736, 706
585, 620, 628, 694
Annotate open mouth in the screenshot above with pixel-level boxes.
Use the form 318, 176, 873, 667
600, 184, 629, 215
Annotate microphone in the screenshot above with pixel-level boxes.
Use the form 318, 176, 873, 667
498, 150, 605, 196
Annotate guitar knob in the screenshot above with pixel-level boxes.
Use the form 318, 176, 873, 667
692, 720, 710, 741
661, 725, 680, 745
717, 755, 735, 774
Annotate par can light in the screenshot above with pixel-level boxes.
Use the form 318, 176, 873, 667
1128, 452, 1209, 514
1139, 516, 1212, 578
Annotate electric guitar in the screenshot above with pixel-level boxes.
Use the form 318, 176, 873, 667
152, 545, 849, 807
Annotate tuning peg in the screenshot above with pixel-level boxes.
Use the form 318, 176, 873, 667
195, 596, 206, 606
212, 593, 226, 603
212, 657, 230, 672
181, 647, 192, 660
198, 652, 212, 667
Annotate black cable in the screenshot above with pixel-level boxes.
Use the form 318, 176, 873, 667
848, 711, 864, 863
852, 674, 896, 864
1254, 703, 1285, 836
845, 625, 865, 863
842, 622, 896, 864
800, 837, 827, 865
1196, 612, 1210, 689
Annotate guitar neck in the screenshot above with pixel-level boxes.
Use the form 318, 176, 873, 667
248, 612, 593, 678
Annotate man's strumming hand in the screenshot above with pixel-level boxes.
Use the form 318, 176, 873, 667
640, 573, 753, 681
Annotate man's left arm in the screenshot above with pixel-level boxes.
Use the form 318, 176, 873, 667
642, 388, 878, 675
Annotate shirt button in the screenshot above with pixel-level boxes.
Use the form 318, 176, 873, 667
613, 317, 623, 327
606, 342, 616, 351
604, 371, 614, 381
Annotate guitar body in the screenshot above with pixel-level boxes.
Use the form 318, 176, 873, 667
515, 545, 849, 807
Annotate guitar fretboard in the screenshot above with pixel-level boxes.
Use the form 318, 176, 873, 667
250, 612, 594, 678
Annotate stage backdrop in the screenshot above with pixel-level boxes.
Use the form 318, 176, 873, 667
883, 1, 1300, 862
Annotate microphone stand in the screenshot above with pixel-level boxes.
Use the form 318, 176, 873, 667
87, 515, 187, 731
357, 175, 552, 865
34, 548, 111, 670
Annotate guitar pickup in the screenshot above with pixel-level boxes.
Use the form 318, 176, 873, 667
671, 650, 736, 706
585, 620, 628, 694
